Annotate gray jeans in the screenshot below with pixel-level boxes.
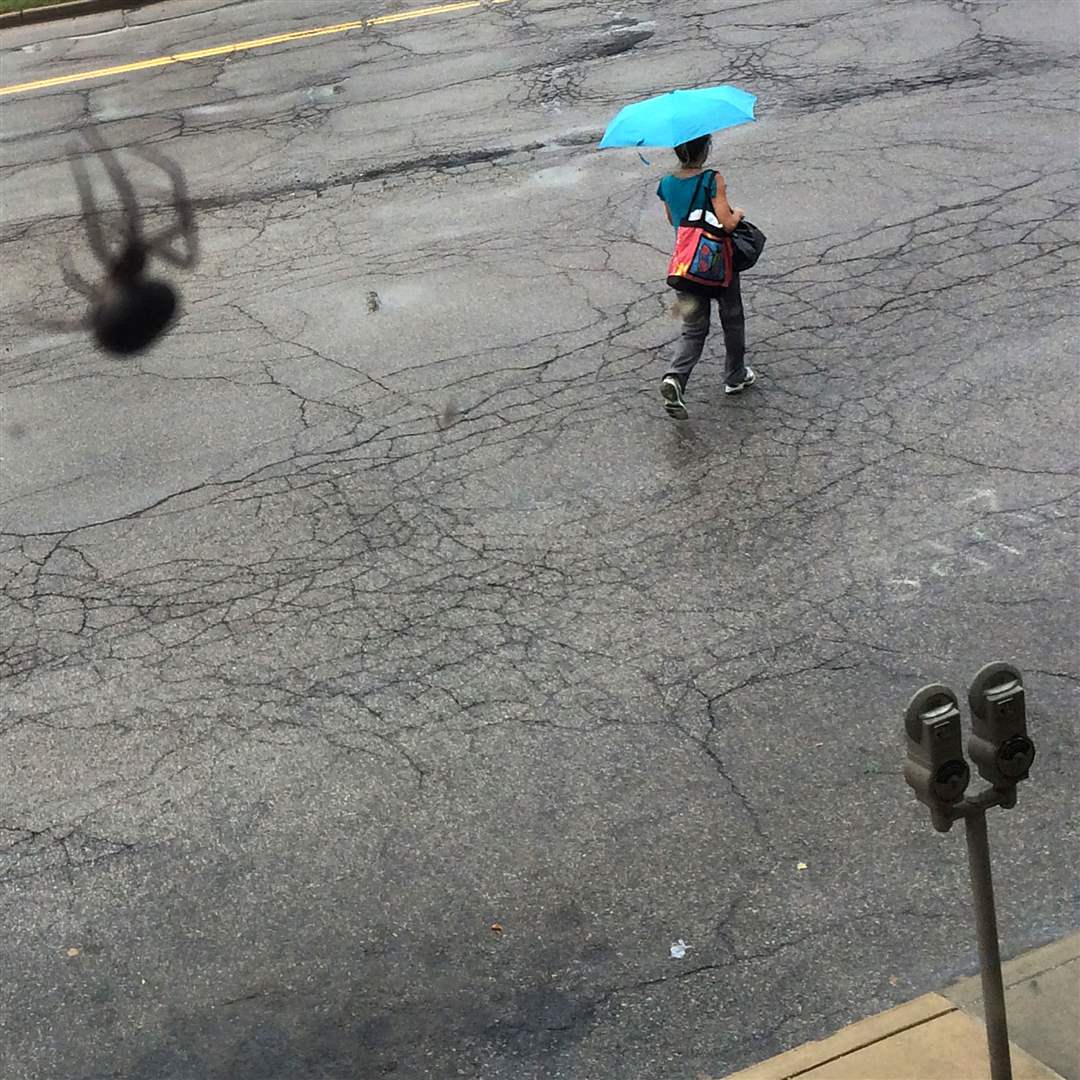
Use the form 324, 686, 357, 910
667, 276, 747, 388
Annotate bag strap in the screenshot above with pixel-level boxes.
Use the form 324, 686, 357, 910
702, 169, 718, 214
679, 171, 720, 227
682, 170, 706, 217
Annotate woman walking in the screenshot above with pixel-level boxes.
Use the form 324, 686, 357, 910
656, 134, 755, 420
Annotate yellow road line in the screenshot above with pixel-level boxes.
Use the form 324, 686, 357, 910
0, 0, 511, 98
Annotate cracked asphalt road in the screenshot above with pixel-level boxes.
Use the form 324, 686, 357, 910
1, 1, 1078, 1077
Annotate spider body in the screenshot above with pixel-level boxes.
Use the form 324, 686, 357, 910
92, 279, 177, 355
63, 129, 198, 356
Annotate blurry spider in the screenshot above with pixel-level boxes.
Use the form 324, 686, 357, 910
61, 129, 198, 355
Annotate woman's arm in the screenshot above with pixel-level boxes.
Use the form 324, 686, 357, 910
710, 173, 745, 232
657, 178, 674, 226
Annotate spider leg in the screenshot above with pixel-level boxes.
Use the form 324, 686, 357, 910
80, 127, 143, 242
60, 251, 96, 298
29, 315, 91, 334
144, 220, 199, 268
132, 144, 199, 269
67, 150, 112, 267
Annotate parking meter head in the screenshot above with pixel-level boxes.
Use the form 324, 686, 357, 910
903, 684, 970, 831
967, 662, 1035, 788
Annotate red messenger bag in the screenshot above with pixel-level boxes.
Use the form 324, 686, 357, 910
665, 170, 734, 296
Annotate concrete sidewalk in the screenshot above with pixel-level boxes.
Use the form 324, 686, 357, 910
724, 932, 1079, 1080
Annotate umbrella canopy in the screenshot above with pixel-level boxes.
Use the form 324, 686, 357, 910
598, 85, 756, 149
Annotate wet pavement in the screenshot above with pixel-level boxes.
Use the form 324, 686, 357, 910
1, 1, 1078, 1077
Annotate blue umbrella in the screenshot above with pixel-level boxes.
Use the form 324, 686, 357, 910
598, 85, 757, 149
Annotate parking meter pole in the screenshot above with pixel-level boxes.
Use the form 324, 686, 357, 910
964, 807, 1012, 1080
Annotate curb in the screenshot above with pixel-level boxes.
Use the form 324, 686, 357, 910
721, 932, 1079, 1080
721, 994, 1065, 1080
0, 0, 160, 28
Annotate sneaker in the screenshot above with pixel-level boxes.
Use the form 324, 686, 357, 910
724, 367, 757, 395
660, 375, 688, 420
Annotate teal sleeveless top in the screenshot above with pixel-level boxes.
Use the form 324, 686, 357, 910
656, 171, 717, 231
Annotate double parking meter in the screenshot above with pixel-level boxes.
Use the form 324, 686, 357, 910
902, 661, 1038, 1080
904, 663, 1035, 829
